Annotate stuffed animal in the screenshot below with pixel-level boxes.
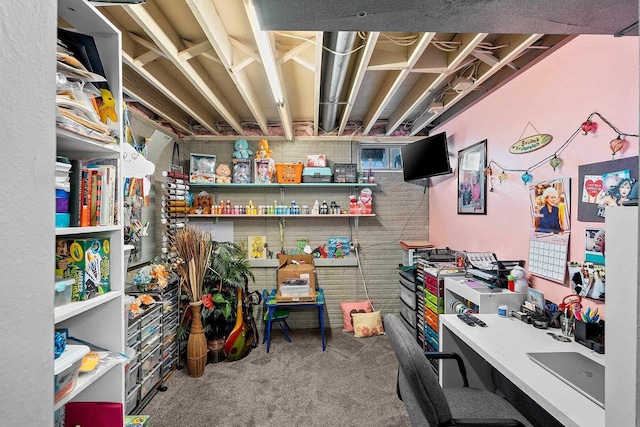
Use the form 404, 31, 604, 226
255, 139, 272, 159
216, 164, 232, 184
188, 191, 213, 215
510, 266, 530, 293
233, 139, 253, 159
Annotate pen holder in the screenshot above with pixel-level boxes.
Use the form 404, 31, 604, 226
574, 320, 605, 354
560, 315, 574, 337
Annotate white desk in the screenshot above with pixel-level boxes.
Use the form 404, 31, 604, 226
440, 314, 605, 427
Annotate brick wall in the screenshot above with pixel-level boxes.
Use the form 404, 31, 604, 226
158, 139, 430, 330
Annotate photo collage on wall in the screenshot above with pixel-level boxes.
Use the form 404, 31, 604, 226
527, 177, 571, 283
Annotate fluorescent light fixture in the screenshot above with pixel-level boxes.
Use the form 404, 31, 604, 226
245, 0, 285, 105
427, 101, 444, 114
451, 76, 474, 91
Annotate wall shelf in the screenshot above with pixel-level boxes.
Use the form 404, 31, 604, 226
249, 258, 358, 268
188, 214, 375, 219
190, 182, 377, 189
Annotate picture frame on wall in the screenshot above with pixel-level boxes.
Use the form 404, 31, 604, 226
457, 140, 487, 214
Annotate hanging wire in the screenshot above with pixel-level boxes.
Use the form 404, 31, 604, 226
487, 112, 638, 178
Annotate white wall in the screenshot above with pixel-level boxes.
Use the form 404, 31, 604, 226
0, 0, 56, 425
430, 35, 639, 315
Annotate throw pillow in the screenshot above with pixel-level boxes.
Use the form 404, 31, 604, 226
340, 300, 372, 332
352, 311, 385, 338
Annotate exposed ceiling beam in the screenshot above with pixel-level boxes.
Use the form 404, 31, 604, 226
181, 40, 223, 65
386, 33, 487, 135
182, 134, 426, 143
123, 69, 194, 135
411, 34, 544, 135
186, 0, 269, 135
122, 2, 243, 134
313, 31, 323, 136
244, 0, 293, 140
362, 32, 435, 135
337, 32, 379, 136
132, 50, 162, 68
121, 48, 220, 134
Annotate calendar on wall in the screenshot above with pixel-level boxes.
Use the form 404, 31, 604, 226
528, 232, 569, 282
528, 177, 571, 283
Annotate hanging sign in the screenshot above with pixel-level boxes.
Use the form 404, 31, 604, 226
509, 134, 553, 154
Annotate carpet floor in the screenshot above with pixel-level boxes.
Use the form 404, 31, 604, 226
141, 328, 411, 427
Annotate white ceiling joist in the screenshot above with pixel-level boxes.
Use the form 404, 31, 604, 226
411, 34, 543, 135
338, 32, 379, 136
362, 32, 435, 135
186, 0, 269, 135
313, 31, 323, 136
123, 2, 243, 134
386, 32, 487, 135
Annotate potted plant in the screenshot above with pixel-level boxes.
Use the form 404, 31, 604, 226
201, 241, 255, 362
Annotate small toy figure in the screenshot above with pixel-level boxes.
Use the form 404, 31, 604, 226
358, 188, 373, 214
233, 139, 253, 159
312, 245, 328, 258
215, 164, 232, 184
255, 139, 272, 159
98, 88, 118, 123
233, 160, 251, 184
510, 266, 530, 293
188, 191, 213, 215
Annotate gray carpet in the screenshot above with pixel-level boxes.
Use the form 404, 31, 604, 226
143, 329, 411, 427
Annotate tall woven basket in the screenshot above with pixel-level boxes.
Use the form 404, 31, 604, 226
187, 301, 207, 377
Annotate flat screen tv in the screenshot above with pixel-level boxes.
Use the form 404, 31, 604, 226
401, 132, 452, 184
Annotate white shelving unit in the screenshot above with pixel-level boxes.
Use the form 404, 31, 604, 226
605, 206, 638, 426
55, 0, 125, 415
444, 277, 527, 314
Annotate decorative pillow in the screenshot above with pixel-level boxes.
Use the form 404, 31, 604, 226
340, 300, 372, 332
352, 311, 385, 338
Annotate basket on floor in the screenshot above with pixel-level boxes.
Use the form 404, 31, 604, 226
276, 163, 303, 183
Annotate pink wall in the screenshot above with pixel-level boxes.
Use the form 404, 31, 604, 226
429, 35, 639, 316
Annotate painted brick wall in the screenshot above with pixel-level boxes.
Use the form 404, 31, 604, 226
160, 139, 430, 330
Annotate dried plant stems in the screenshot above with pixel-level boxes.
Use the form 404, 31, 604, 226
171, 227, 212, 303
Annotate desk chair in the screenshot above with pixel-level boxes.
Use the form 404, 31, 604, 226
262, 289, 292, 344
384, 314, 532, 427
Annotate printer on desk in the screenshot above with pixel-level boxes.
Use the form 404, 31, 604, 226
464, 251, 524, 288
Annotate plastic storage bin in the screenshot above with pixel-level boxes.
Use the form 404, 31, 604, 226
276, 163, 303, 183
54, 278, 74, 307
54, 344, 90, 403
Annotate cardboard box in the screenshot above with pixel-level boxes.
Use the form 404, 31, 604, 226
276, 254, 316, 302
55, 237, 111, 301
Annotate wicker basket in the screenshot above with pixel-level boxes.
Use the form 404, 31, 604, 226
276, 163, 303, 183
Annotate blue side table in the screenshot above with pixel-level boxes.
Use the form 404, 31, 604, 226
264, 288, 326, 352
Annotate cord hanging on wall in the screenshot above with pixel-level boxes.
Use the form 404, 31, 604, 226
488, 111, 638, 187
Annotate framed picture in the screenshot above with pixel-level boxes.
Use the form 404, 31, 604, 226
457, 140, 487, 214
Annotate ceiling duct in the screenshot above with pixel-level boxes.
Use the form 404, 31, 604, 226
320, 31, 357, 133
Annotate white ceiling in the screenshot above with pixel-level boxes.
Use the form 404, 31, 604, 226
92, 0, 638, 141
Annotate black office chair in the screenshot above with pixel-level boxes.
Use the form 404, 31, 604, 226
384, 313, 532, 427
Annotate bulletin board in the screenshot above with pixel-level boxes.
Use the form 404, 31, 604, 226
577, 156, 638, 222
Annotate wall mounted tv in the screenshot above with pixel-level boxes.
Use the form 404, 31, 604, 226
401, 132, 453, 184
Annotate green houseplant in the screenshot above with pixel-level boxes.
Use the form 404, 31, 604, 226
200, 242, 255, 359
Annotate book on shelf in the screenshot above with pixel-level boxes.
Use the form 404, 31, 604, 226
80, 168, 92, 227
69, 159, 83, 227
90, 168, 101, 226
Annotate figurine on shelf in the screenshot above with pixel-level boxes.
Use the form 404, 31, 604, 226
349, 195, 357, 214
510, 266, 530, 293
215, 164, 232, 184
255, 139, 272, 159
188, 191, 213, 215
312, 244, 328, 258
233, 139, 253, 159
357, 187, 373, 214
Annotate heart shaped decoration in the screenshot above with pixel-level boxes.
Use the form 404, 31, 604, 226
521, 172, 533, 185
581, 120, 596, 135
610, 137, 625, 158
585, 179, 603, 198
498, 171, 508, 184
549, 156, 562, 171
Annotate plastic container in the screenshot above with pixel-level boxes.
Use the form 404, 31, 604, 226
55, 213, 71, 227
275, 163, 303, 183
124, 244, 135, 272
56, 189, 70, 213
54, 344, 90, 403
54, 278, 74, 307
